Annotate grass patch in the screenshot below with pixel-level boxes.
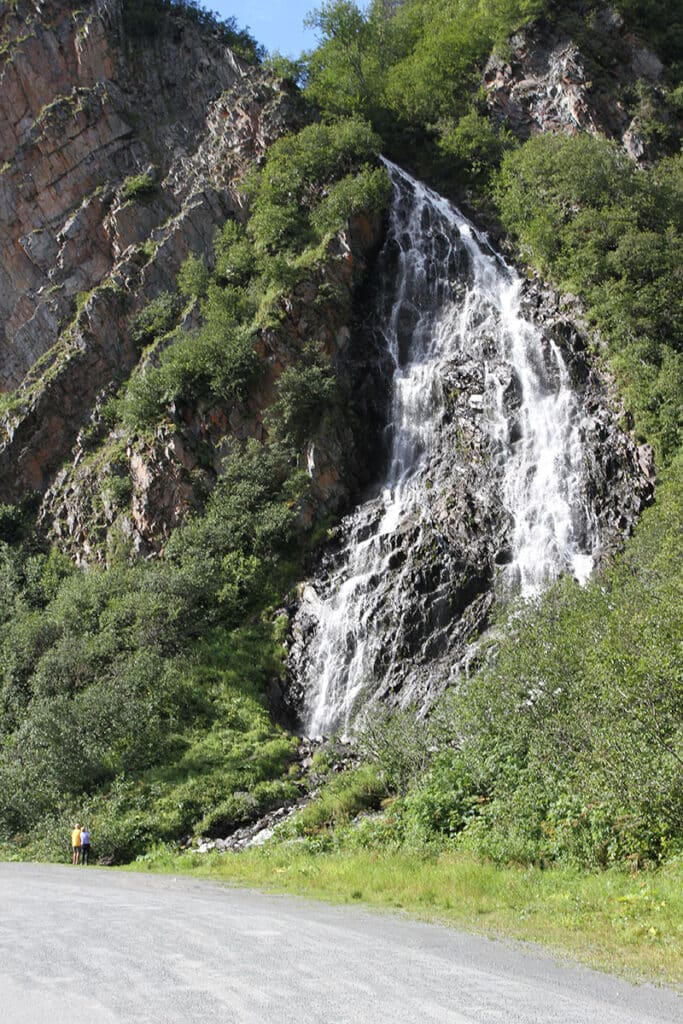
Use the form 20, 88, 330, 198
124, 846, 683, 987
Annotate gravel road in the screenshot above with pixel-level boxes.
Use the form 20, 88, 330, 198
0, 863, 679, 1023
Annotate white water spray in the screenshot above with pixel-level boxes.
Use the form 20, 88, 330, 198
296, 162, 596, 736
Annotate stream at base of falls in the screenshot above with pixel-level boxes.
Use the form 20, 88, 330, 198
288, 160, 650, 738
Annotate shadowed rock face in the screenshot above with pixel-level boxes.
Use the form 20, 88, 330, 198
0, 0, 308, 503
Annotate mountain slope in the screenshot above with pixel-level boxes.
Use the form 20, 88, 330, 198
0, 0, 679, 874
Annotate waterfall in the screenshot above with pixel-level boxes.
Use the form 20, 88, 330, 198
292, 161, 598, 737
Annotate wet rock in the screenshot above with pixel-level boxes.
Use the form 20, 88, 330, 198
194, 795, 312, 853
286, 173, 655, 733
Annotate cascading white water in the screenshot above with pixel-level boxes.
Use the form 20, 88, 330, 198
297, 161, 597, 737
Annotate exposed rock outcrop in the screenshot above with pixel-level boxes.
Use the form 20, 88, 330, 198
484, 6, 667, 160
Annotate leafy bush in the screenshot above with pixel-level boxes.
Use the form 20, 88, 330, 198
121, 0, 264, 63
358, 702, 448, 795
213, 221, 257, 286
310, 166, 392, 237
398, 750, 478, 844
495, 136, 682, 460
128, 291, 181, 347
438, 108, 514, 184
265, 355, 338, 448
0, 503, 27, 544
178, 253, 209, 299
121, 323, 258, 428
120, 172, 158, 203
166, 440, 308, 623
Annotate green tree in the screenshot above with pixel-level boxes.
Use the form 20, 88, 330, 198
304, 1, 389, 119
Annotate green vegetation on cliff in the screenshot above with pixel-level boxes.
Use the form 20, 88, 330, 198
302, 0, 542, 176
301, 1, 681, 181
119, 117, 388, 431
0, 458, 303, 862
1, 0, 681, 931
0, 117, 389, 863
496, 135, 682, 461
266, 0, 681, 878
121, 0, 265, 62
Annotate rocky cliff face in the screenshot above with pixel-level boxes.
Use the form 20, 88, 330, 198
0, 0, 389, 559
0, 0, 308, 504
484, 5, 671, 161
38, 209, 385, 562
0, 1, 659, 705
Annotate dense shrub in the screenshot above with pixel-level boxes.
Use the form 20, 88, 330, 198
128, 291, 181, 347
213, 221, 257, 286
121, 0, 264, 63
177, 253, 209, 298
495, 136, 683, 460
120, 323, 258, 428
310, 166, 392, 237
265, 356, 338, 448
437, 108, 514, 185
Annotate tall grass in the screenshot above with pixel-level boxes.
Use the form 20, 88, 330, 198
126, 846, 683, 986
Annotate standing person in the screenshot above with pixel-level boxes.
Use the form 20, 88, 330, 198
71, 823, 81, 866
80, 826, 91, 866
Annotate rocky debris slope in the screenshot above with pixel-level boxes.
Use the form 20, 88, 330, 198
0, 0, 307, 503
191, 799, 308, 854
188, 738, 360, 854
484, 5, 668, 161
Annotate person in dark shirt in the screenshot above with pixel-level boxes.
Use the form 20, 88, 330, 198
80, 826, 91, 866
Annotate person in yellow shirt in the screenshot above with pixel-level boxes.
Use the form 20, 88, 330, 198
71, 824, 82, 866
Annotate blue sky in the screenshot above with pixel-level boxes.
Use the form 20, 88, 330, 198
211, 1, 321, 57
